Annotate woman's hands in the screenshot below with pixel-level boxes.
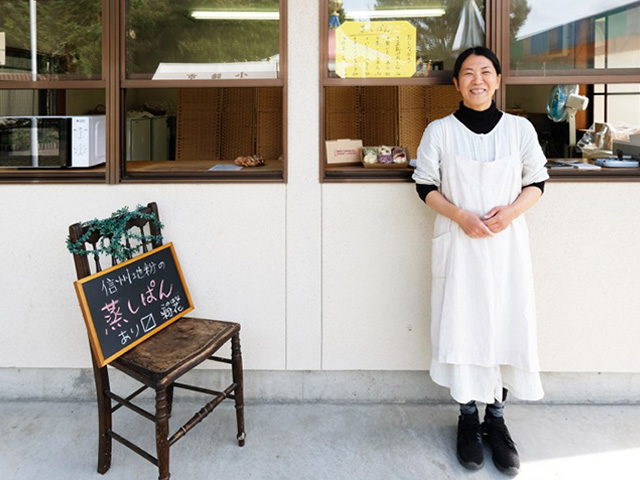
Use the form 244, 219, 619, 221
455, 210, 494, 238
425, 186, 542, 239
455, 205, 516, 238
482, 205, 517, 234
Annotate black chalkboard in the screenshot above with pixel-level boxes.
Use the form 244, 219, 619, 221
74, 243, 194, 366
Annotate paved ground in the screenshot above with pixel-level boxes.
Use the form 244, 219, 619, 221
1, 400, 639, 479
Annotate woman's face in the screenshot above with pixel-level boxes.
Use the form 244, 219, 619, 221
453, 54, 501, 111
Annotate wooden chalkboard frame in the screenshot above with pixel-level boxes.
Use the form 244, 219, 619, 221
74, 243, 194, 367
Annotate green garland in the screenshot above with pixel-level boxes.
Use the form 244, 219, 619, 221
66, 205, 164, 262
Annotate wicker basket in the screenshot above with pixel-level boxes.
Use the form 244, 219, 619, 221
325, 86, 360, 141
177, 87, 283, 161
426, 85, 460, 122
398, 86, 428, 160
220, 88, 255, 160
257, 88, 283, 160
360, 86, 397, 146
176, 88, 222, 161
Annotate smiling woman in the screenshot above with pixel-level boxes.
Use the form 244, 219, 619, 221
452, 48, 501, 111
412, 46, 550, 476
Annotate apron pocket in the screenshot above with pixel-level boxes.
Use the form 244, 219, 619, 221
431, 231, 451, 278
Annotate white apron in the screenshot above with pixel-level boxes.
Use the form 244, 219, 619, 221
429, 115, 543, 404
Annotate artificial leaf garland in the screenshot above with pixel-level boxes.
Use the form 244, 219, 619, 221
66, 205, 164, 262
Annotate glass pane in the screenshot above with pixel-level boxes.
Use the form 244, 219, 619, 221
506, 85, 592, 158
608, 82, 640, 93
607, 93, 640, 124
510, 0, 640, 74
0, 0, 102, 81
126, 0, 280, 80
122, 87, 283, 177
328, 0, 486, 78
0, 89, 106, 169
594, 94, 605, 123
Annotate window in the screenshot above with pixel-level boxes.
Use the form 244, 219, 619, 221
510, 0, 640, 75
321, 0, 487, 181
0, 0, 286, 183
0, 0, 106, 182
320, 0, 640, 182
505, 0, 640, 180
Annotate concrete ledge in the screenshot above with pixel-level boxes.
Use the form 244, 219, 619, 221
2, 368, 640, 404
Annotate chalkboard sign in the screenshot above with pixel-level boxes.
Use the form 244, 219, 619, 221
74, 243, 194, 367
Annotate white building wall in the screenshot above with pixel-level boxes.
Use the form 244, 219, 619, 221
1, 2, 640, 387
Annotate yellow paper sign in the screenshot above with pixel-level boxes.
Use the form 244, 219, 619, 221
335, 21, 416, 78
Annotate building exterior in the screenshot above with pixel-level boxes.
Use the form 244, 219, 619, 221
1, 1, 640, 402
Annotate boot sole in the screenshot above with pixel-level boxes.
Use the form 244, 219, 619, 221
457, 452, 484, 471
493, 458, 519, 476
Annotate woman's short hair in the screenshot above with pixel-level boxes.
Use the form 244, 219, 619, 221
452, 46, 502, 80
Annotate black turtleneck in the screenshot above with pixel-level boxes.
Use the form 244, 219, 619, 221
454, 101, 503, 134
416, 101, 545, 202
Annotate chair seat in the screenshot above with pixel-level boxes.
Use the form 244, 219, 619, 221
113, 317, 239, 388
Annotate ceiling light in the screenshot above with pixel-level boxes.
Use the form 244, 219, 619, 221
191, 11, 279, 21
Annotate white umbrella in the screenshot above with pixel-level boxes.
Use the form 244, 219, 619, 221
452, 0, 485, 51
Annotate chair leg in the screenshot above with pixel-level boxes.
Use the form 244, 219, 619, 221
231, 332, 246, 446
166, 384, 174, 418
93, 363, 112, 474
155, 388, 171, 480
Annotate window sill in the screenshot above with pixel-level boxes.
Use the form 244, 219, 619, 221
121, 159, 285, 183
322, 162, 640, 183
0, 165, 105, 184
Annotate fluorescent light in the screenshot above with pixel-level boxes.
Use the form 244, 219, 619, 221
191, 11, 279, 21
345, 9, 445, 19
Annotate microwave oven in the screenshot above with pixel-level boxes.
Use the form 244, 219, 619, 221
0, 115, 106, 168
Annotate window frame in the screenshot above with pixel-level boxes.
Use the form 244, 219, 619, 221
0, 0, 288, 184
320, 0, 640, 183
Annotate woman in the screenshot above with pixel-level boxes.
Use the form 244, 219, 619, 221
412, 46, 548, 475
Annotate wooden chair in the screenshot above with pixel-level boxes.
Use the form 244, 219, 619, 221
68, 202, 245, 480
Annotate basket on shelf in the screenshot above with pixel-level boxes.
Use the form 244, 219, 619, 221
176, 87, 283, 162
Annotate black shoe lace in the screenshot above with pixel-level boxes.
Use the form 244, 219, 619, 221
487, 421, 516, 449
459, 420, 482, 444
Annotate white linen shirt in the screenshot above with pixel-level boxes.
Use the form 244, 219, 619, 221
412, 113, 550, 188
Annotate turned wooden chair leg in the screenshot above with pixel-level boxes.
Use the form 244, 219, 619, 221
94, 364, 112, 474
155, 388, 171, 480
231, 332, 246, 446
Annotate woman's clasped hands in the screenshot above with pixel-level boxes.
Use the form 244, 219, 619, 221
456, 205, 517, 238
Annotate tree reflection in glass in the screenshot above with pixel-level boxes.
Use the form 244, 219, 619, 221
0, 0, 102, 79
126, 0, 280, 78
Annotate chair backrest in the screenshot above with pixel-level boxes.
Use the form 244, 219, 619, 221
69, 202, 163, 281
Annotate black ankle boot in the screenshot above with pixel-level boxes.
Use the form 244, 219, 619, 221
457, 411, 484, 470
482, 414, 520, 475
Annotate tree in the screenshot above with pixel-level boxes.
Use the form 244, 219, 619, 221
510, 0, 531, 38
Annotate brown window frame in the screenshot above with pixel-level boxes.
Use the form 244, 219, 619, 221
320, 0, 640, 183
0, 0, 288, 184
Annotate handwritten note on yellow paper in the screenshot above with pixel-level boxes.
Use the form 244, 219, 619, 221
335, 21, 416, 78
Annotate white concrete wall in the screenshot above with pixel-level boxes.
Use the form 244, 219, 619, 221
1, 2, 640, 379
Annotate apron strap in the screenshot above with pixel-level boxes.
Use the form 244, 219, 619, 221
506, 115, 519, 161
443, 115, 455, 161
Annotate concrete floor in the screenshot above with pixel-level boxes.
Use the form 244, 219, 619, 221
1, 400, 639, 480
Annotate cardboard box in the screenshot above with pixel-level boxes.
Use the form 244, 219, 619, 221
325, 139, 363, 165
